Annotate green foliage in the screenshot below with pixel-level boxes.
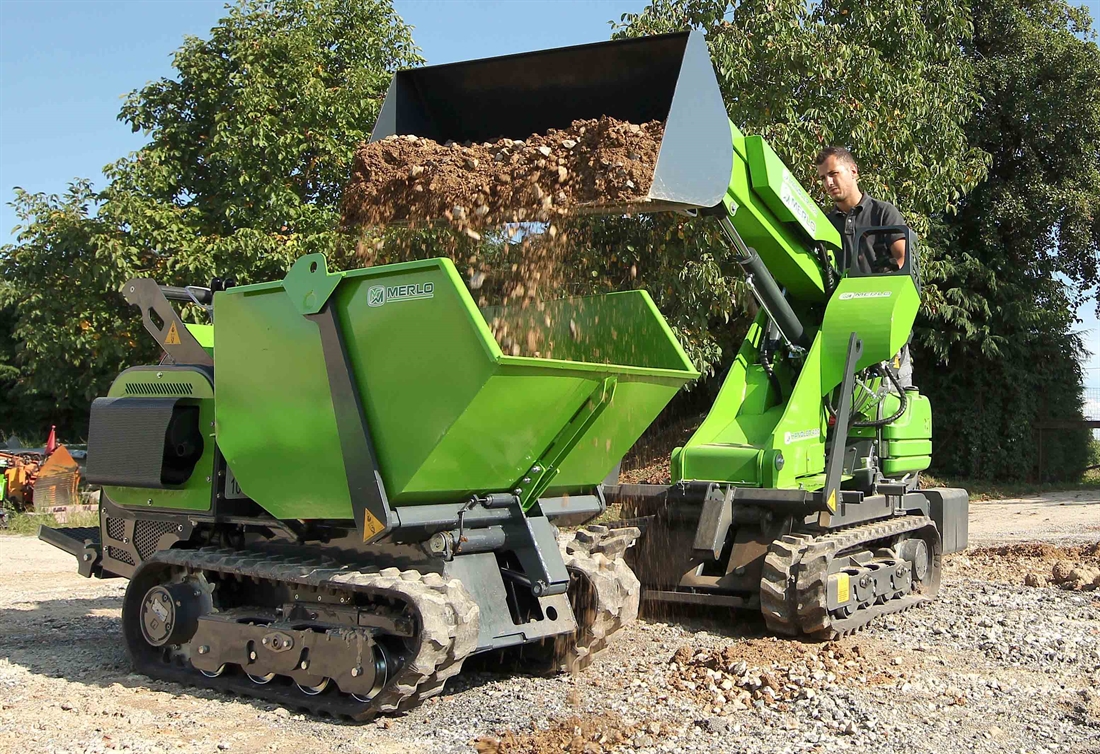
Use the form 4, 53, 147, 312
0, 0, 421, 438
1, 508, 100, 536
0, 181, 145, 439
609, 0, 988, 379
617, 0, 987, 218
108, 0, 421, 257
915, 0, 1100, 481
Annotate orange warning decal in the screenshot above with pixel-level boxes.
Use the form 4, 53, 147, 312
165, 322, 182, 345
361, 509, 385, 541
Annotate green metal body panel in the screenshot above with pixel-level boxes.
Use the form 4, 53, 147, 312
0, 470, 7, 501
745, 135, 840, 251
671, 313, 827, 489
214, 256, 697, 520
105, 369, 216, 511
186, 324, 214, 357
720, 122, 840, 302
819, 274, 920, 392
881, 455, 931, 475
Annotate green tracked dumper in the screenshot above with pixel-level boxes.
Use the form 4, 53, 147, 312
42, 30, 968, 718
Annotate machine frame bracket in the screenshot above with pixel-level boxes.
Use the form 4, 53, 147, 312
822, 332, 863, 515
515, 376, 617, 510
307, 301, 395, 544
123, 278, 214, 367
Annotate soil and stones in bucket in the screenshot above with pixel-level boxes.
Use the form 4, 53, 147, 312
341, 116, 666, 359
341, 116, 664, 230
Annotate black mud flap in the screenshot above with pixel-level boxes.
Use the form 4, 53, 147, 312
86, 397, 204, 488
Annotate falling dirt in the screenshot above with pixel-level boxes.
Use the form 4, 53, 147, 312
473, 713, 666, 754
617, 412, 705, 484
341, 117, 666, 360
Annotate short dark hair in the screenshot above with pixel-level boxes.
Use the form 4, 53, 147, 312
815, 146, 858, 169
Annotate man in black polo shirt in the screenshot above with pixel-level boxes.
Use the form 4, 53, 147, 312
815, 146, 906, 275
815, 145, 913, 387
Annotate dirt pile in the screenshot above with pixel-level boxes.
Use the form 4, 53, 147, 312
473, 713, 667, 754
1028, 558, 1100, 590
946, 542, 1100, 590
667, 638, 915, 715
342, 117, 663, 230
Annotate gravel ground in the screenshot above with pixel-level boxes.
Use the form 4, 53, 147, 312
1, 498, 1098, 754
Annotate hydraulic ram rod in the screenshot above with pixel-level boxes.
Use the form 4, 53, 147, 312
717, 215, 807, 349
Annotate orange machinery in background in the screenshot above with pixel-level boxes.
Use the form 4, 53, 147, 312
1, 426, 82, 511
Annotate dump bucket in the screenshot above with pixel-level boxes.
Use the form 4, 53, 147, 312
371, 31, 733, 213
214, 255, 698, 520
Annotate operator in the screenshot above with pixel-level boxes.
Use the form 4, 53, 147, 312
815, 146, 905, 274
815, 145, 913, 387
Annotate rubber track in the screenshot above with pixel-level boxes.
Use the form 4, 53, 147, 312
551, 526, 641, 672
136, 547, 480, 720
759, 533, 814, 636
758, 516, 936, 640
795, 515, 936, 639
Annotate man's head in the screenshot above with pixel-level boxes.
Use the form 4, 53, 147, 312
815, 146, 860, 209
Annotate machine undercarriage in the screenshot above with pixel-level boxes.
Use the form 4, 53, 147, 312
46, 502, 640, 717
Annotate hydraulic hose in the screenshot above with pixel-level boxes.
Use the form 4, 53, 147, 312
823, 363, 909, 429
851, 364, 908, 428
759, 321, 783, 403
817, 243, 837, 298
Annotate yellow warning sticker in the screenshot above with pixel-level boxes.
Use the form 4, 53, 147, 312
834, 572, 851, 603
164, 322, 182, 345
826, 488, 837, 513
361, 509, 385, 542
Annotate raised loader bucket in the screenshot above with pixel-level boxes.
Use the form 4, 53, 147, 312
213, 254, 699, 520
370, 31, 733, 213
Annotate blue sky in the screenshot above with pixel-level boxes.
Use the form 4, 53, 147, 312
2, 0, 1099, 386
0, 0, 649, 248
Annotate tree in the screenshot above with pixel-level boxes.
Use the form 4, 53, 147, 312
601, 0, 987, 377
0, 181, 142, 442
0, 0, 422, 438
914, 0, 1100, 480
613, 0, 1100, 482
